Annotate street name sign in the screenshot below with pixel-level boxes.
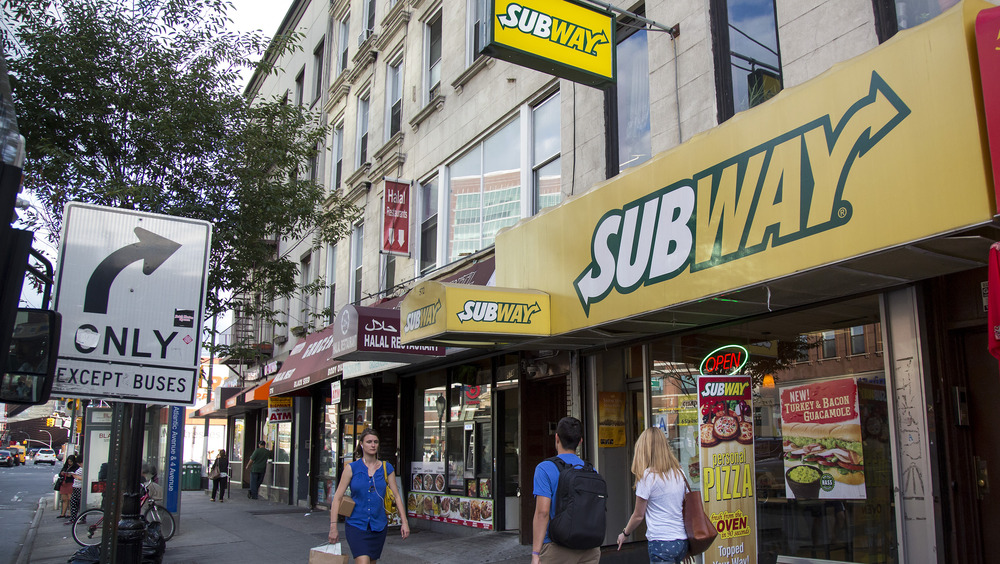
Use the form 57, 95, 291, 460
53, 203, 212, 404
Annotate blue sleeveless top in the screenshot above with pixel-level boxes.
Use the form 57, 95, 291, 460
345, 459, 394, 532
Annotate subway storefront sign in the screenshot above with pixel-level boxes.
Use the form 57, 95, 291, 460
483, 0, 615, 87
400, 281, 550, 345
496, 1, 995, 334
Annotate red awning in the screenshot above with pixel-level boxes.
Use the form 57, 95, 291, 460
268, 325, 342, 396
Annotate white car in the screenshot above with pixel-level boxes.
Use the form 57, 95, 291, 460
34, 449, 57, 465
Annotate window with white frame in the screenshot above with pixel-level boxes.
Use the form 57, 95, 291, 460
313, 39, 325, 104
615, 15, 650, 172
363, 0, 377, 42
425, 13, 442, 101
332, 122, 344, 191
467, 0, 487, 65
419, 176, 438, 275
350, 223, 364, 303
300, 253, 313, 325
532, 92, 561, 212
337, 14, 350, 76
295, 67, 305, 106
326, 243, 337, 323
448, 118, 520, 261
385, 58, 403, 139
357, 92, 370, 166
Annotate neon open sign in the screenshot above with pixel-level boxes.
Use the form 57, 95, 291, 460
699, 344, 749, 375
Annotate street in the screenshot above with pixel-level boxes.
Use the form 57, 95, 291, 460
0, 461, 56, 564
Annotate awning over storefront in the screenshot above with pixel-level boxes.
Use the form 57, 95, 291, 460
400, 282, 551, 346
493, 0, 1000, 348
193, 387, 242, 418
242, 378, 272, 403
330, 304, 445, 362
268, 325, 343, 396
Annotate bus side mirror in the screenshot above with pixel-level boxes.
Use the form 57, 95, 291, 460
1, 308, 61, 405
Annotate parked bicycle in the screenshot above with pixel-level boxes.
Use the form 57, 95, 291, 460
71, 483, 175, 546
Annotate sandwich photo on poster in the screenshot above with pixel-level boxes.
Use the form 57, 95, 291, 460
780, 377, 866, 500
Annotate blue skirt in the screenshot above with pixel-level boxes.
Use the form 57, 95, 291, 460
345, 522, 387, 559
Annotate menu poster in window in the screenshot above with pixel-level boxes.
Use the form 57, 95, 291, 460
698, 375, 756, 563
409, 462, 492, 529
780, 377, 866, 500
598, 392, 626, 447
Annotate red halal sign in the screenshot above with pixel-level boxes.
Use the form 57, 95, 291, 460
382, 179, 410, 255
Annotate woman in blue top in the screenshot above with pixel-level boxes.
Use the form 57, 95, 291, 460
329, 428, 409, 563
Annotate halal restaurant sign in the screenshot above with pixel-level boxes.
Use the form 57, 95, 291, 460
483, 0, 615, 87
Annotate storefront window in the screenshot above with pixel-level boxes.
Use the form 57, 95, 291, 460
231, 418, 244, 462
646, 295, 897, 563
449, 362, 492, 421
317, 401, 339, 507
274, 422, 292, 463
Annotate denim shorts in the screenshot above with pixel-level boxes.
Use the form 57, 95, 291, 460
647, 539, 689, 563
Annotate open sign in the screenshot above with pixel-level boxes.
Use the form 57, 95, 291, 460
699, 345, 749, 375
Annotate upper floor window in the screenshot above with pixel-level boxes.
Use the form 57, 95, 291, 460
467, 0, 487, 65
363, 0, 377, 42
532, 92, 561, 212
294, 67, 305, 106
710, 0, 782, 123
326, 243, 337, 323
419, 176, 439, 275
337, 14, 350, 76
426, 13, 443, 101
357, 93, 370, 166
849, 326, 866, 355
448, 118, 521, 261
821, 330, 837, 359
350, 222, 364, 303
300, 252, 313, 323
615, 14, 650, 172
332, 122, 344, 191
308, 141, 320, 184
313, 39, 325, 104
385, 58, 403, 139
872, 0, 959, 42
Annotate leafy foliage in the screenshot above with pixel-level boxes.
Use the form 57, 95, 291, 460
4, 0, 357, 358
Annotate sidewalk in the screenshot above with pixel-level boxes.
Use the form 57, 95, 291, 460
22, 488, 647, 563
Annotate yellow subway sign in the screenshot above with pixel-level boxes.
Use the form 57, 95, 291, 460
483, 0, 615, 87
400, 281, 551, 344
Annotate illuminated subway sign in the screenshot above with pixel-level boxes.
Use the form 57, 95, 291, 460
484, 0, 615, 87
456, 300, 542, 324
573, 72, 910, 315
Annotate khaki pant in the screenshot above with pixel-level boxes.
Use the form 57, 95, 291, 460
539, 543, 601, 564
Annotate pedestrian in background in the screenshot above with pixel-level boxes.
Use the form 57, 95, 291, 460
616, 428, 688, 563
210, 449, 229, 502
329, 428, 409, 563
245, 440, 271, 500
57, 456, 75, 519
66, 455, 83, 524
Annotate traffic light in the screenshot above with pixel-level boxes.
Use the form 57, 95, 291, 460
46, 417, 54, 427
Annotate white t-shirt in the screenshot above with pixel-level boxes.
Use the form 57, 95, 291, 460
635, 469, 687, 541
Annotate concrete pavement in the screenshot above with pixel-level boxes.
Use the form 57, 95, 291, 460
19, 487, 648, 563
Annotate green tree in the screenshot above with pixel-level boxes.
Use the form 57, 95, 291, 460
4, 0, 357, 359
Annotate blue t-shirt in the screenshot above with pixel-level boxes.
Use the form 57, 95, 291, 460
532, 453, 586, 544
345, 459, 395, 532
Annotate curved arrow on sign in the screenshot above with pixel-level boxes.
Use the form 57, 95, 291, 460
84, 227, 182, 314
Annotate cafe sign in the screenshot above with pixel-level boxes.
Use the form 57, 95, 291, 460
483, 0, 615, 87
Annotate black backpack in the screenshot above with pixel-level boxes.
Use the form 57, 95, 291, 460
546, 456, 608, 549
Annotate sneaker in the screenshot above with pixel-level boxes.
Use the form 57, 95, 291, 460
210, 498, 215, 502
219, 500, 224, 503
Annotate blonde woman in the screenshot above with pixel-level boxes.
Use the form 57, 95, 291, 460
617, 428, 688, 563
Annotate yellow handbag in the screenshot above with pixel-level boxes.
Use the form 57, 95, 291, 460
382, 462, 397, 517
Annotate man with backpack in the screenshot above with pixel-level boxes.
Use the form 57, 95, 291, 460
532, 416, 607, 563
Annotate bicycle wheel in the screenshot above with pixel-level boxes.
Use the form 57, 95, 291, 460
149, 506, 175, 541
71, 508, 105, 547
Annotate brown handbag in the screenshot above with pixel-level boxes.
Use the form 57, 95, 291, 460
682, 480, 718, 558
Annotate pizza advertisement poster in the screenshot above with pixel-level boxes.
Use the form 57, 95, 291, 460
779, 377, 866, 500
697, 375, 757, 563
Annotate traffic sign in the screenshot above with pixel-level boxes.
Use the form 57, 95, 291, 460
53, 203, 212, 404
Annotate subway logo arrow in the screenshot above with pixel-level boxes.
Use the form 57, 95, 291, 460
573, 71, 910, 315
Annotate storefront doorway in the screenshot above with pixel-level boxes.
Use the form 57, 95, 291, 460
518, 375, 567, 543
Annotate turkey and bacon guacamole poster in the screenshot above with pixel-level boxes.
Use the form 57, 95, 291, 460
780, 377, 866, 500
698, 375, 756, 564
